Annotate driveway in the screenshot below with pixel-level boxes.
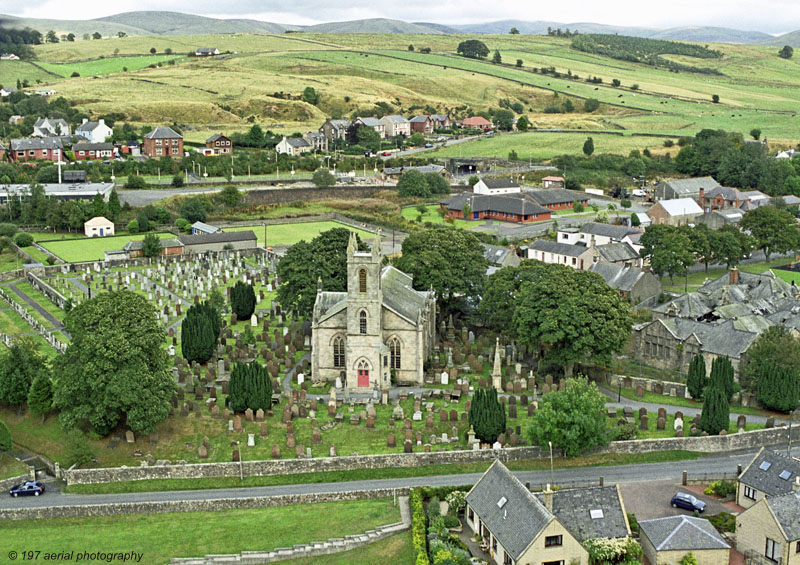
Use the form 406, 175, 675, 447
620, 479, 729, 520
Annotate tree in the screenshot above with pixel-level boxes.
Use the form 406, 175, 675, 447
141, 233, 162, 258
126, 219, 139, 233
686, 354, 707, 400
0, 337, 47, 412
583, 137, 595, 156
639, 225, 695, 283
408, 44, 414, 51
584, 99, 600, 113
611, 78, 621, 87
106, 189, 121, 221
509, 27, 520, 34
63, 429, 94, 468
494, 109, 515, 131
424, 172, 451, 195
699, 382, 729, 435
517, 115, 530, 131
708, 356, 735, 402
631, 213, 641, 227
312, 168, 336, 188
456, 40, 489, 59
492, 50, 502, 64
711, 94, 720, 103
512, 265, 632, 376
526, 377, 608, 456
228, 361, 273, 413
0, 421, 12, 451
66, 33, 75, 42
395, 226, 488, 312
742, 325, 800, 392
14, 233, 33, 247
397, 169, 431, 197
302, 86, 319, 105
231, 281, 256, 320
468, 388, 506, 443
45, 30, 58, 43
53, 291, 174, 436
171, 173, 184, 187
149, 47, 156, 54
27, 375, 54, 423
750, 128, 762, 141
408, 132, 425, 146
181, 301, 220, 365
516, 58, 523, 67
92, 32, 102, 40
165, 48, 172, 54
757, 362, 799, 413
779, 45, 794, 59
179, 198, 208, 223
126, 174, 147, 189
462, 201, 472, 219
740, 206, 799, 262
219, 185, 242, 206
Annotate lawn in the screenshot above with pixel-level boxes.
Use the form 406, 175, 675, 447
283, 532, 414, 564
0, 452, 29, 481
39, 232, 175, 262
0, 498, 401, 565
0, 251, 24, 273
38, 55, 185, 78
660, 257, 797, 293
14, 281, 65, 322
0, 307, 35, 337
224, 221, 374, 247
615, 387, 766, 417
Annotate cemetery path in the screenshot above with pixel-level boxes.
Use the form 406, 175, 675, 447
6, 282, 71, 341
66, 277, 88, 295
282, 352, 310, 393
4, 447, 799, 512
598, 386, 771, 425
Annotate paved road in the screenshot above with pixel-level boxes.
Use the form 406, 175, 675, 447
4, 447, 798, 511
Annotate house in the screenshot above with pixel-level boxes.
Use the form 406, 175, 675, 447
0, 182, 113, 205
459, 116, 493, 131
380, 115, 410, 138
588, 262, 661, 304
302, 131, 327, 153
483, 243, 521, 273
83, 216, 115, 237
782, 195, 800, 207
142, 126, 184, 158
123, 238, 184, 258
474, 178, 522, 195
73, 142, 114, 161
527, 240, 597, 270
116, 141, 140, 156
319, 119, 351, 146
75, 118, 113, 143
654, 177, 720, 201
1, 87, 18, 97
698, 209, 744, 230
736, 490, 800, 565
9, 138, 63, 162
8, 115, 23, 124
195, 47, 220, 56
409, 115, 434, 134
441, 192, 552, 224
177, 231, 258, 254
275, 136, 312, 156
354, 117, 386, 139
595, 242, 643, 268
542, 176, 565, 189
190, 221, 221, 235
204, 134, 232, 156
312, 232, 436, 390
532, 483, 630, 543
32, 118, 69, 137
776, 149, 798, 160
639, 515, 730, 565
0, 53, 20, 60
736, 448, 800, 509
34, 88, 56, 97
429, 114, 451, 129
382, 165, 450, 183
646, 198, 704, 226
699, 186, 768, 212
527, 189, 589, 211
558, 222, 642, 247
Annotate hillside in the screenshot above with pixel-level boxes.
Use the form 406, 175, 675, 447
760, 30, 800, 47
0, 13, 148, 37
302, 19, 447, 34
95, 11, 297, 35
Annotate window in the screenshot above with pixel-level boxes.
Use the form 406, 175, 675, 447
333, 336, 345, 368
779, 470, 792, 481
590, 509, 604, 519
389, 337, 401, 370
744, 486, 756, 500
359, 311, 367, 334
156, 148, 163, 156
545, 535, 563, 547
796, 542, 800, 554
504, 553, 513, 565
358, 269, 367, 293
155, 139, 162, 146
766, 538, 779, 562
543, 561, 564, 565
172, 148, 179, 155
760, 461, 773, 471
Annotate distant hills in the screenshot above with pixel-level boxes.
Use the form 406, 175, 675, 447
2, 11, 799, 45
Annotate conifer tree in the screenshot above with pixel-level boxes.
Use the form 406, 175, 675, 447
229, 361, 272, 413
181, 301, 220, 365
231, 281, 256, 320
686, 354, 707, 400
469, 388, 506, 443
758, 362, 800, 413
27, 374, 54, 423
699, 383, 729, 435
0, 421, 11, 451
708, 356, 735, 402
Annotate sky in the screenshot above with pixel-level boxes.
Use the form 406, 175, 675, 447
4, 0, 800, 34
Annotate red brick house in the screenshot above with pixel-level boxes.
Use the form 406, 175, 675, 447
440, 192, 551, 223
142, 126, 183, 158
459, 116, 493, 131
204, 133, 232, 156
73, 142, 114, 161
9, 137, 63, 162
410, 114, 451, 134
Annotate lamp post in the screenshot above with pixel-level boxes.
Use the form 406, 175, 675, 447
262, 222, 267, 249
548, 441, 554, 486
790, 409, 797, 457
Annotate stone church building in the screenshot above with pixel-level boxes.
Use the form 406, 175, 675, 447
311, 232, 436, 391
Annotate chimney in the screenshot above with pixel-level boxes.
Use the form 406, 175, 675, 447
543, 484, 553, 512
81, 118, 88, 124
99, 119, 105, 126
730, 267, 739, 285
698, 187, 704, 206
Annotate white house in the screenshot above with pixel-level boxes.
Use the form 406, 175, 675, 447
0, 87, 18, 97
75, 118, 113, 143
84, 216, 115, 237
275, 136, 312, 157
195, 48, 220, 56
32, 118, 69, 137
473, 178, 522, 195
557, 222, 642, 247
0, 53, 20, 60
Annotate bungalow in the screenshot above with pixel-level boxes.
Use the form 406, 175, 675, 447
275, 136, 312, 156
588, 262, 661, 304
8, 115, 23, 124
73, 142, 114, 161
474, 178, 522, 195
178, 231, 258, 254
654, 177, 720, 201
527, 240, 596, 270
380, 115, 410, 138
440, 192, 551, 224
83, 216, 115, 237
354, 117, 386, 139
646, 198, 704, 226
204, 133, 232, 156
35, 88, 56, 97
527, 189, 589, 211
32, 118, 69, 137
75, 118, 113, 143
9, 137, 63, 162
142, 126, 183, 158
190, 221, 221, 235
639, 515, 730, 565
195, 47, 220, 56
123, 238, 184, 258
542, 176, 565, 189
1, 87, 18, 97
0, 182, 113, 205
736, 490, 800, 565
459, 116, 493, 131
736, 448, 800, 509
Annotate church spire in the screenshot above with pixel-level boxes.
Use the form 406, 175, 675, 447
347, 230, 357, 255
492, 337, 503, 392
372, 229, 382, 258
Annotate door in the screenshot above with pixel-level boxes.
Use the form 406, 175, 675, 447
358, 368, 369, 387
99, 228, 103, 236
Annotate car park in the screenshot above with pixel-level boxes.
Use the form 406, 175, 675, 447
670, 492, 705, 513
9, 481, 45, 497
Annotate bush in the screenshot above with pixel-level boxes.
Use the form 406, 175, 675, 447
584, 98, 601, 112
705, 480, 736, 498
442, 515, 460, 528
175, 218, 190, 232
411, 489, 430, 565
312, 168, 336, 188
706, 512, 736, 533
171, 174, 184, 187
14, 233, 33, 247
445, 490, 467, 515
70, 71, 80, 77
0, 223, 17, 238
627, 512, 639, 535
664, 139, 675, 147
620, 198, 631, 209
64, 429, 94, 468
610, 421, 637, 441
125, 174, 147, 189
573, 202, 585, 213
126, 219, 139, 233
0, 420, 11, 451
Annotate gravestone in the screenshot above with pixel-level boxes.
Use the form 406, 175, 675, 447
260, 423, 268, 438
765, 417, 775, 428
528, 405, 535, 416
636, 385, 644, 398
657, 407, 667, 420
329, 445, 337, 457
256, 409, 265, 422
404, 440, 413, 453
126, 431, 135, 444
657, 417, 666, 430
737, 414, 746, 429
198, 445, 208, 459
675, 411, 683, 421
271, 445, 281, 459
638, 407, 647, 419
387, 433, 396, 448
426, 415, 433, 428
245, 408, 254, 422
287, 434, 296, 448
450, 410, 458, 422
508, 405, 517, 419
366, 417, 374, 428
228, 420, 234, 432
247, 434, 255, 447
232, 449, 240, 462
234, 416, 242, 432
640, 415, 649, 431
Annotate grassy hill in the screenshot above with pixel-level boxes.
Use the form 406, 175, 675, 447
0, 13, 147, 37
760, 30, 800, 47
303, 18, 447, 34
95, 11, 297, 35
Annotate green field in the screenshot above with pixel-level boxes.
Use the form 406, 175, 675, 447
39, 232, 175, 262
0, 498, 401, 564
38, 55, 183, 78
225, 221, 374, 247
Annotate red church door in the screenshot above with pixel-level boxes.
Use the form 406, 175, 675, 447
358, 369, 369, 387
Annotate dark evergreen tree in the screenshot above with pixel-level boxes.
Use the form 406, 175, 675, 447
468, 388, 506, 444
757, 362, 800, 413
181, 301, 220, 365
0, 421, 11, 451
231, 281, 256, 320
27, 375, 54, 423
708, 356, 735, 402
686, 354, 707, 400
699, 383, 729, 435
228, 361, 273, 413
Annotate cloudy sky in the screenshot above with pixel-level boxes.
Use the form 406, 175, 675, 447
6, 0, 800, 34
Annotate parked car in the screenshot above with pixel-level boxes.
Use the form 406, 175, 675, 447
9, 481, 45, 497
632, 189, 647, 197
381, 151, 392, 156
424, 143, 433, 148
670, 492, 705, 513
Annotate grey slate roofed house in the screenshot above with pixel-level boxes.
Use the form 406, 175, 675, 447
483, 178, 520, 189
32, 118, 69, 137
580, 222, 641, 241
737, 447, 800, 508
588, 262, 661, 304
533, 485, 630, 542
357, 117, 383, 127
442, 193, 550, 217
654, 176, 720, 201
526, 188, 589, 208
640, 515, 730, 552
190, 221, 221, 235
482, 244, 521, 269
144, 126, 182, 139
765, 491, 800, 541
73, 142, 114, 152
10, 137, 63, 151
596, 242, 641, 265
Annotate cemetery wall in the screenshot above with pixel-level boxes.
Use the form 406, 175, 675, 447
62, 425, 800, 486
27, 272, 67, 308
0, 487, 409, 521
0, 269, 23, 282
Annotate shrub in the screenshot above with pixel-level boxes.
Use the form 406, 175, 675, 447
664, 139, 675, 147
125, 174, 146, 189
411, 489, 430, 565
14, 233, 33, 247
681, 553, 699, 565
620, 198, 631, 209
610, 421, 636, 441
64, 429, 95, 467
175, 218, 190, 232
172, 174, 184, 187
627, 513, 639, 536
584, 98, 600, 112
445, 490, 467, 515
228, 361, 273, 413
573, 202, 585, 213
230, 281, 256, 320
706, 512, 736, 533
126, 219, 139, 233
705, 480, 736, 498
70, 71, 80, 77
312, 168, 336, 188
442, 515, 460, 528
0, 420, 11, 451
0, 223, 17, 238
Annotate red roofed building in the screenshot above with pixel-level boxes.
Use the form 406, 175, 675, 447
542, 176, 565, 189
459, 116, 493, 131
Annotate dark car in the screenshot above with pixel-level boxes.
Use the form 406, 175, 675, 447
671, 492, 705, 513
9, 481, 45, 497
424, 143, 433, 148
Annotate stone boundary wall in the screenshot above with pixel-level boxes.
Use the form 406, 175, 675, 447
0, 487, 409, 521
0, 269, 24, 283
62, 425, 800, 486
26, 273, 67, 309
0, 474, 32, 493
0, 286, 66, 353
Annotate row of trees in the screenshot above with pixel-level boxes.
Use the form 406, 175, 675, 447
396, 170, 451, 198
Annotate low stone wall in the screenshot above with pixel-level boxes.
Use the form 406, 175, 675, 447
26, 273, 67, 309
0, 269, 24, 283
605, 373, 688, 399
0, 487, 409, 521
0, 286, 66, 353
0, 474, 32, 493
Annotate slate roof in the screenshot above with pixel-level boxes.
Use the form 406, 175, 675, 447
284, 137, 311, 148
10, 137, 63, 151
409, 115, 430, 123
324, 119, 350, 131
658, 177, 720, 196
442, 193, 549, 216
597, 242, 640, 263
527, 188, 588, 206
482, 244, 514, 266
382, 114, 408, 123
662, 318, 757, 358
190, 221, 221, 234
357, 117, 383, 127
73, 142, 114, 152
481, 178, 520, 189
206, 133, 228, 143
466, 460, 553, 561
739, 448, 800, 497
704, 186, 743, 201
639, 515, 730, 551
781, 195, 800, 206
33, 118, 67, 130
534, 485, 629, 542
529, 240, 590, 258
144, 127, 182, 139
123, 238, 183, 252
581, 222, 641, 241
766, 491, 800, 541
178, 230, 257, 246
589, 262, 648, 292
76, 120, 107, 133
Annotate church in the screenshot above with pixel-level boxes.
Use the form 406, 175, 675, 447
311, 231, 437, 391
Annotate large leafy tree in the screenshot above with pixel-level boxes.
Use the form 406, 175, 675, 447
526, 377, 608, 456
230, 281, 256, 320
0, 337, 47, 413
397, 169, 431, 198
456, 39, 489, 59
686, 354, 707, 400
468, 388, 506, 444
228, 361, 273, 413
740, 205, 800, 262
395, 226, 488, 313
479, 261, 550, 331
53, 291, 174, 436
742, 325, 800, 392
277, 228, 368, 316
639, 224, 695, 282
512, 264, 632, 376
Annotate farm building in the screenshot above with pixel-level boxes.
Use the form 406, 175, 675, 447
84, 216, 115, 237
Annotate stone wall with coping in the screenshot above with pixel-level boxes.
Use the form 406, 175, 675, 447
26, 272, 67, 308
0, 473, 33, 493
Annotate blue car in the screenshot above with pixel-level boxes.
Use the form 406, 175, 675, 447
671, 492, 705, 513
9, 481, 45, 497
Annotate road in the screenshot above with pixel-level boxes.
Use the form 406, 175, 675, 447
3, 446, 797, 511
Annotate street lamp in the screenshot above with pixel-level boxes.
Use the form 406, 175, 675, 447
548, 441, 554, 486
262, 222, 267, 249
790, 409, 797, 457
